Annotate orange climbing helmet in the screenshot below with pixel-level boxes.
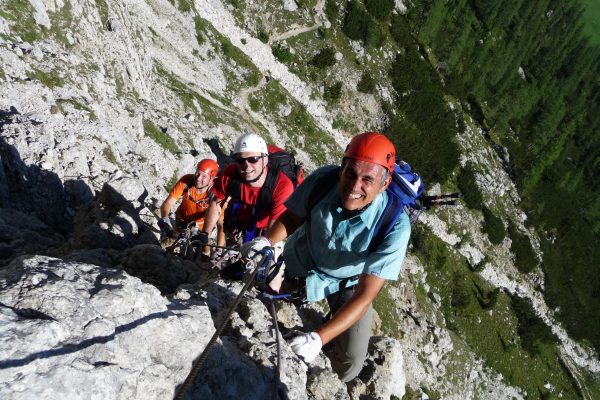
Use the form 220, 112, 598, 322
343, 132, 396, 173
196, 159, 219, 178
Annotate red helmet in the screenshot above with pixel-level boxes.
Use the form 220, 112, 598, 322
196, 159, 219, 178
343, 132, 396, 173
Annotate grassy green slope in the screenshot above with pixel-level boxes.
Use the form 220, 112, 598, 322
581, 0, 600, 45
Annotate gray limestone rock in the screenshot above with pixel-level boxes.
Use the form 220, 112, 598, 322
1, 0, 593, 398
0, 255, 212, 400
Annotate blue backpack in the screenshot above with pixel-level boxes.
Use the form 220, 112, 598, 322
307, 160, 425, 252
386, 160, 425, 224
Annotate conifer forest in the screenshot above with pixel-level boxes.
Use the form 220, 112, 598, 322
390, 0, 600, 353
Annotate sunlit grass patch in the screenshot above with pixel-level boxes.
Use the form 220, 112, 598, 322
26, 67, 64, 88
247, 79, 341, 166
143, 119, 178, 155
1, 1, 43, 43
373, 283, 401, 338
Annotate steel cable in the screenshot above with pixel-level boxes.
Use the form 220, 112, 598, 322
174, 255, 263, 399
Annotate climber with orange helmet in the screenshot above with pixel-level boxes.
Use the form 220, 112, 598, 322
158, 158, 224, 251
240, 132, 411, 382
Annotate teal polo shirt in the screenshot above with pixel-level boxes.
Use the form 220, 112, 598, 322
282, 166, 411, 301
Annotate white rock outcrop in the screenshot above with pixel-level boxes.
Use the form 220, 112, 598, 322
0, 255, 212, 400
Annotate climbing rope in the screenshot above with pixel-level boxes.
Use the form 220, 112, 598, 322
174, 248, 275, 400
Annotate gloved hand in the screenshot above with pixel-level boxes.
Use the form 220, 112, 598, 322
239, 236, 272, 259
190, 231, 209, 245
289, 332, 322, 363
158, 217, 174, 238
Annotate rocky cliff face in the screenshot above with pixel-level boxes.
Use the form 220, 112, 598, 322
0, 1, 399, 398
1, 0, 598, 399
0, 174, 404, 399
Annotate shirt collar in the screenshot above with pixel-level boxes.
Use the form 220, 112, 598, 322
358, 191, 387, 228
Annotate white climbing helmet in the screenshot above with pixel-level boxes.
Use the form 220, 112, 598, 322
233, 133, 268, 155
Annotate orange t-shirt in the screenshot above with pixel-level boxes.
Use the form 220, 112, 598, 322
170, 174, 212, 229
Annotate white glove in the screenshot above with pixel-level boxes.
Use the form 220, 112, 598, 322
239, 236, 272, 259
289, 332, 322, 363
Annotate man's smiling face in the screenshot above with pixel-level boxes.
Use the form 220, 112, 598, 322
194, 170, 213, 191
235, 151, 266, 182
338, 159, 390, 211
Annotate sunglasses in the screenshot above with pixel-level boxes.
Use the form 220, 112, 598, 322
235, 155, 264, 165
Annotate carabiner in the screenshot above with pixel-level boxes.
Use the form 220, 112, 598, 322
252, 247, 274, 290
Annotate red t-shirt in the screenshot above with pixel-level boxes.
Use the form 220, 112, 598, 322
212, 164, 294, 230
170, 174, 212, 229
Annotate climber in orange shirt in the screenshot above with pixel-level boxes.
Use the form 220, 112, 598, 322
158, 159, 225, 254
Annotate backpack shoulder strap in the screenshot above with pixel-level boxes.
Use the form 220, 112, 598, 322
182, 174, 196, 198
207, 188, 214, 201
232, 168, 278, 241
307, 167, 340, 209
368, 192, 403, 253
256, 167, 278, 211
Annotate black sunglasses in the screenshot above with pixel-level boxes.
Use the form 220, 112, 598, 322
235, 155, 264, 165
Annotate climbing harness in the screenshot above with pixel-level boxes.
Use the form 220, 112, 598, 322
165, 223, 241, 265
174, 247, 285, 400
164, 222, 203, 261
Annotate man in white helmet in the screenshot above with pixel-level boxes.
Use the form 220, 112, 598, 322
200, 133, 294, 255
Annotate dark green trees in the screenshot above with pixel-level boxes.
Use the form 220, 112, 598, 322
404, 0, 600, 353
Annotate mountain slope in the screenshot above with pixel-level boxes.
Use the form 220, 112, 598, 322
1, 0, 599, 399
